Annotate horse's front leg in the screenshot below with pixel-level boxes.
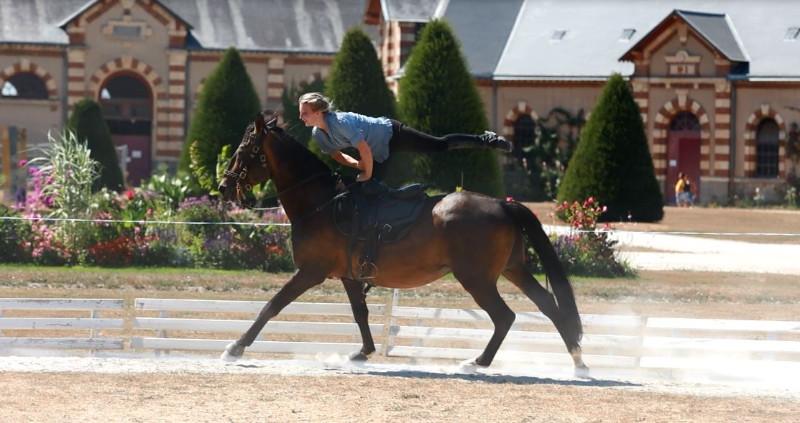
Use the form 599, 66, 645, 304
342, 278, 376, 361
221, 268, 326, 361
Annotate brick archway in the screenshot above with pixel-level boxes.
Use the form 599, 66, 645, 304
744, 104, 787, 178
0, 59, 58, 100
502, 101, 540, 139
89, 56, 164, 100
652, 96, 711, 177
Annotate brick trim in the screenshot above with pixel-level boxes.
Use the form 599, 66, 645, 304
743, 104, 788, 178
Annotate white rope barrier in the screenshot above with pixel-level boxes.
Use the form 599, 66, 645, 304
0, 215, 799, 236
0, 215, 290, 227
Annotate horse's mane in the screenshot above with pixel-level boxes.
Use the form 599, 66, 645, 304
267, 125, 332, 178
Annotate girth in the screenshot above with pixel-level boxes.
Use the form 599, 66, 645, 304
333, 180, 428, 280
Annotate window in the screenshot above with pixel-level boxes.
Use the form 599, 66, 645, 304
756, 119, 779, 178
513, 114, 536, 158
551, 30, 567, 41
670, 112, 701, 131
1, 73, 48, 99
620, 28, 636, 41
785, 26, 800, 41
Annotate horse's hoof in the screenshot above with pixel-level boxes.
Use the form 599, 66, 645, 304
574, 364, 590, 379
348, 351, 370, 362
221, 342, 245, 362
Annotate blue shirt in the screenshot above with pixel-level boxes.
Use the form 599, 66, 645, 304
311, 112, 393, 163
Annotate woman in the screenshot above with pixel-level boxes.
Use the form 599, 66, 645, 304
298, 92, 511, 182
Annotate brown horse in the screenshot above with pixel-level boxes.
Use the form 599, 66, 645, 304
218, 113, 587, 373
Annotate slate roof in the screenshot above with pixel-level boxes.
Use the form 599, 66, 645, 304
447, 0, 800, 79
674, 10, 748, 62
0, 0, 367, 53
379, 0, 441, 23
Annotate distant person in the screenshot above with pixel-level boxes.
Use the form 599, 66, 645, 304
682, 174, 695, 206
675, 172, 686, 207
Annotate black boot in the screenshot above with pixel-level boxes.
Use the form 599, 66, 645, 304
478, 131, 513, 152
446, 131, 512, 152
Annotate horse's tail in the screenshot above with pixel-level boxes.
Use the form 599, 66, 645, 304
501, 200, 583, 344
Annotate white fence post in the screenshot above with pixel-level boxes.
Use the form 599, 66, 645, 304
381, 289, 399, 356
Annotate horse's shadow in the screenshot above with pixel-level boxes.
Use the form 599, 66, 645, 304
357, 368, 640, 388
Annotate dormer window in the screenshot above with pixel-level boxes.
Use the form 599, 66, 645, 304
785, 27, 800, 41
620, 28, 636, 41
551, 30, 567, 41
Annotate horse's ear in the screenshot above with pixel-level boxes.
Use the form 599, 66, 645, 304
253, 112, 264, 135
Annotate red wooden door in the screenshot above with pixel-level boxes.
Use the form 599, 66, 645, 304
666, 112, 701, 204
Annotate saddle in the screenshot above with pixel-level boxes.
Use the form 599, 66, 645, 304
333, 180, 428, 281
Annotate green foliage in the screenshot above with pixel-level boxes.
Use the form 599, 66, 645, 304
0, 204, 31, 263
141, 165, 190, 214
512, 108, 585, 200
326, 28, 396, 119
67, 99, 124, 192
30, 130, 98, 219
557, 74, 663, 222
281, 77, 326, 145
179, 47, 261, 193
397, 20, 503, 196
189, 141, 232, 195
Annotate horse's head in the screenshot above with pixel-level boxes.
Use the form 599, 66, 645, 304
218, 112, 278, 205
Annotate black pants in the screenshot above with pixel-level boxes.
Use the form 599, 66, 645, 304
371, 120, 482, 180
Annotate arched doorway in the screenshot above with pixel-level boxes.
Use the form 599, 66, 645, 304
99, 73, 152, 186
666, 111, 701, 204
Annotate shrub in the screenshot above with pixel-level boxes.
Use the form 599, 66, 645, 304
179, 47, 261, 193
0, 204, 31, 262
67, 99, 124, 191
527, 198, 634, 277
557, 74, 663, 222
397, 20, 503, 195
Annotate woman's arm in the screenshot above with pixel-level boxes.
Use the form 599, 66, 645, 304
355, 141, 373, 182
330, 150, 361, 169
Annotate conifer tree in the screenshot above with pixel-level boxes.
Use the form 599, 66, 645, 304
397, 20, 503, 195
67, 98, 124, 192
557, 74, 663, 221
179, 47, 261, 191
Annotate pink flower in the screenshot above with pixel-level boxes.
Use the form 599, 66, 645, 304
125, 190, 135, 201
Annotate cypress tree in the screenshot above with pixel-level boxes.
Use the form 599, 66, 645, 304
397, 20, 503, 196
325, 28, 396, 118
67, 98, 124, 192
557, 74, 663, 222
179, 47, 261, 191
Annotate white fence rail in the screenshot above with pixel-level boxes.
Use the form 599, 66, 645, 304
2, 295, 800, 375
0, 298, 125, 353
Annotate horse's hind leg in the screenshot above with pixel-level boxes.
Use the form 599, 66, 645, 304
503, 264, 588, 372
342, 278, 376, 361
453, 273, 516, 367
221, 268, 325, 361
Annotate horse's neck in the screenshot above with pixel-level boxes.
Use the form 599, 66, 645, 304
270, 154, 334, 222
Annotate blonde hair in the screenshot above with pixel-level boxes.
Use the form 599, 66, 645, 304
298, 92, 332, 113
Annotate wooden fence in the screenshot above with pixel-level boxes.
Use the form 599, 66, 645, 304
2, 294, 799, 376
0, 298, 125, 352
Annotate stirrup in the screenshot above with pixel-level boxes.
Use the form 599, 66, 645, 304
359, 261, 378, 280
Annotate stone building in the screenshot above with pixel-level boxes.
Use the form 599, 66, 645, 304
0, 0, 365, 186
366, 0, 800, 203
3, 0, 800, 203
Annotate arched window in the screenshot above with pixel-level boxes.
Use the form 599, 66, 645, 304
669, 111, 701, 131
1, 73, 48, 99
513, 114, 536, 158
755, 119, 779, 178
